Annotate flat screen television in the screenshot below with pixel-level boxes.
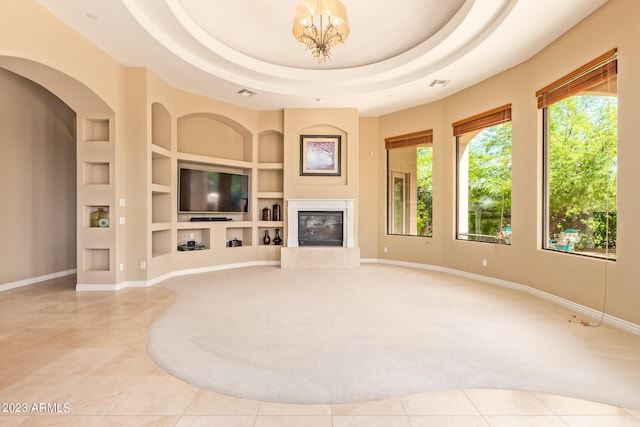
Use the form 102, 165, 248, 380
178, 167, 249, 213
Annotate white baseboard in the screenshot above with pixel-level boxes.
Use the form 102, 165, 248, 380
75, 261, 282, 291
374, 258, 640, 336
0, 269, 77, 292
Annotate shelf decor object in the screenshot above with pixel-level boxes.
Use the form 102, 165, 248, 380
90, 207, 109, 228
272, 203, 281, 221
273, 229, 283, 245
300, 135, 341, 176
262, 207, 271, 221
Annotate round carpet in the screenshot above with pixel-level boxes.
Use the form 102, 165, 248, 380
146, 264, 640, 407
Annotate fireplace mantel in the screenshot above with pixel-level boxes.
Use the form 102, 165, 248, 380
286, 199, 355, 248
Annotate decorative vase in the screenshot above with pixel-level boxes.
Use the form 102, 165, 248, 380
98, 208, 109, 227
90, 208, 101, 227
272, 203, 281, 221
263, 230, 271, 245
273, 228, 282, 245
262, 207, 271, 221
90, 207, 109, 227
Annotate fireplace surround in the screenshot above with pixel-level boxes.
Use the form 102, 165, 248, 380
286, 199, 355, 248
281, 199, 359, 268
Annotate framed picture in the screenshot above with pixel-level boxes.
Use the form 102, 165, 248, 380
300, 135, 341, 176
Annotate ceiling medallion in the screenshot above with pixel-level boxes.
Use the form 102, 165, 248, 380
292, 0, 350, 63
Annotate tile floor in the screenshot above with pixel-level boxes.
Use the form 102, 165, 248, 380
0, 275, 639, 427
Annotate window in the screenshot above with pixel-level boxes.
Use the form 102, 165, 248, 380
385, 130, 433, 237
455, 105, 512, 244
538, 49, 617, 259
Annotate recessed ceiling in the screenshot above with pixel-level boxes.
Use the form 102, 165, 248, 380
35, 0, 607, 116
176, 0, 466, 69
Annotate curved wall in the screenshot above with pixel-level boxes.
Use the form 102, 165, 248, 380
377, 0, 640, 326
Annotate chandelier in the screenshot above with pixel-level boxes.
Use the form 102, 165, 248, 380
292, 0, 350, 63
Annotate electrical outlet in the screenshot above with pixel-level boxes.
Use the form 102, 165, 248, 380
482, 259, 488, 267
190, 233, 195, 240
119, 263, 124, 272
140, 261, 147, 270
383, 246, 388, 253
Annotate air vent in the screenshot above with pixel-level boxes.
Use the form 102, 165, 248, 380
429, 79, 451, 87
237, 89, 257, 97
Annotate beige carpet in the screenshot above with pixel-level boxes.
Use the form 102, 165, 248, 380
146, 264, 640, 408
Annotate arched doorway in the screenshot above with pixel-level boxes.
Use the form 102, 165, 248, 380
0, 57, 115, 291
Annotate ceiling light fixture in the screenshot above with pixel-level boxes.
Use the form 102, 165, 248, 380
292, 0, 350, 63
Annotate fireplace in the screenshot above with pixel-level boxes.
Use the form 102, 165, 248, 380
286, 199, 355, 248
298, 211, 343, 247
282, 199, 359, 268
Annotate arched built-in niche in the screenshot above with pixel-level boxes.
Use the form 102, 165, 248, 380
150, 102, 174, 261
178, 113, 252, 162
152, 102, 172, 152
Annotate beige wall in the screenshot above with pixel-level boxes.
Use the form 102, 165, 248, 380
378, 103, 445, 266
123, 68, 152, 282
284, 109, 359, 196
358, 117, 379, 258
0, 68, 76, 283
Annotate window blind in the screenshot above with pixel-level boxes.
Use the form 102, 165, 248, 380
536, 48, 617, 109
385, 129, 433, 150
452, 104, 512, 137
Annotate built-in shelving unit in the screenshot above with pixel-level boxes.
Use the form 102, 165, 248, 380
151, 192, 172, 224
83, 248, 110, 271
257, 225, 284, 247
177, 227, 211, 250
226, 224, 253, 248
143, 110, 284, 280
150, 103, 174, 261
77, 115, 116, 286
82, 118, 110, 142
151, 151, 172, 187
83, 162, 110, 185
151, 229, 172, 257
256, 130, 284, 251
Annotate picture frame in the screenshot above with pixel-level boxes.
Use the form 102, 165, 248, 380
300, 135, 341, 176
